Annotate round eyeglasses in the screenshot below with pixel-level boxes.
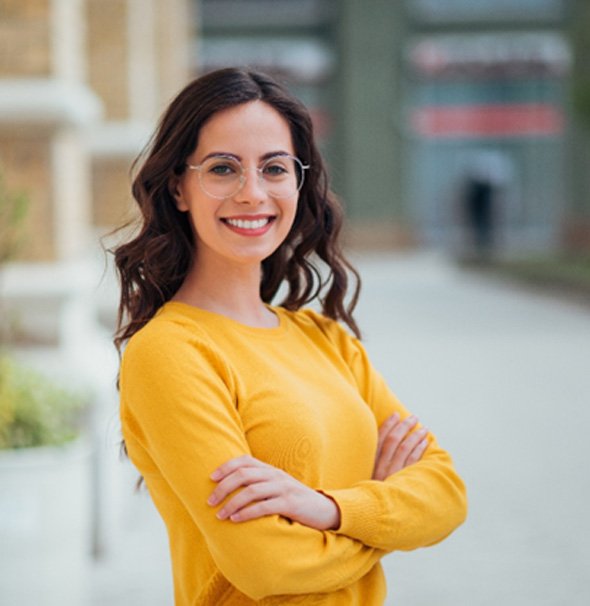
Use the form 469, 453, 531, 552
185, 154, 309, 200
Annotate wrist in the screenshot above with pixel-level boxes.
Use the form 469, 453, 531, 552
317, 490, 341, 530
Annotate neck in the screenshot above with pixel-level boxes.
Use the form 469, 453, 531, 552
172, 256, 277, 328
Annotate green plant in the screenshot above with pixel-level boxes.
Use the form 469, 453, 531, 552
0, 356, 87, 449
0, 170, 28, 265
0, 169, 29, 346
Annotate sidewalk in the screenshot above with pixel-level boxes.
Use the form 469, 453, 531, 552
87, 251, 590, 605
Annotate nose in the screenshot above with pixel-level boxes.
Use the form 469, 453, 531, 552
233, 166, 266, 204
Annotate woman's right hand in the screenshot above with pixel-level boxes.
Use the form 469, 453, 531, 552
372, 413, 429, 481
208, 455, 341, 530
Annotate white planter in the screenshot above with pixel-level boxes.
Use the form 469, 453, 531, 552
0, 439, 93, 605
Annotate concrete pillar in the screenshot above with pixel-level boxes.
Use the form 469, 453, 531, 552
567, 0, 590, 249
333, 0, 411, 248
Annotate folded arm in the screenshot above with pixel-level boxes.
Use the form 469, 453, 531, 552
311, 312, 468, 552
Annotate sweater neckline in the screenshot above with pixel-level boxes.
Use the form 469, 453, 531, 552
161, 301, 289, 338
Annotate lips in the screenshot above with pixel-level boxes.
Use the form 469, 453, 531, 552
220, 215, 277, 234
223, 217, 273, 230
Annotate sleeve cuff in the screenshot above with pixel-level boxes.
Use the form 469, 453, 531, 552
321, 485, 384, 544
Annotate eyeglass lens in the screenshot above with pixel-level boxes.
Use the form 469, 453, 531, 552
198, 156, 304, 199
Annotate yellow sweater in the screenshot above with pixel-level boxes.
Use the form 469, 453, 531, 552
120, 302, 467, 605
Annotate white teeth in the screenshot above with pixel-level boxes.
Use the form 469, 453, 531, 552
225, 218, 270, 229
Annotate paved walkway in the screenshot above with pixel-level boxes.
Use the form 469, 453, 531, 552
87, 251, 590, 605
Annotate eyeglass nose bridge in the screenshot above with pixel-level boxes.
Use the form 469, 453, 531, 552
233, 166, 267, 197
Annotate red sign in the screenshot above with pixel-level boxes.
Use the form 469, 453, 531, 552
412, 103, 564, 138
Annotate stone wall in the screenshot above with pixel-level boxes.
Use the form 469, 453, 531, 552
0, 0, 52, 77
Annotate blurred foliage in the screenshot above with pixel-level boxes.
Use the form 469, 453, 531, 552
488, 254, 590, 303
0, 356, 87, 449
0, 169, 28, 265
0, 169, 29, 345
571, 0, 590, 128
502, 255, 590, 284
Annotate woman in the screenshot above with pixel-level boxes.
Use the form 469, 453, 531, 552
114, 67, 467, 605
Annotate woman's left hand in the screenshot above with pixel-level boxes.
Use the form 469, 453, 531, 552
208, 455, 340, 530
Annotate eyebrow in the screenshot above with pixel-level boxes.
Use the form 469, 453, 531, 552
199, 150, 292, 163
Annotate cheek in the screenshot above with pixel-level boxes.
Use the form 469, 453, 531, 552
286, 197, 300, 229
179, 203, 207, 243
191, 208, 218, 240
285, 197, 299, 221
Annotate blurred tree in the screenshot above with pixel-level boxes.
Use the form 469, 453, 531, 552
568, 0, 590, 251
0, 169, 28, 345
0, 170, 28, 265
571, 0, 590, 127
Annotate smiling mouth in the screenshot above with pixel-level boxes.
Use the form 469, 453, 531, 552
222, 217, 275, 230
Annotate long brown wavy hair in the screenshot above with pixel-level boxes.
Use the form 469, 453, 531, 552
113, 67, 361, 353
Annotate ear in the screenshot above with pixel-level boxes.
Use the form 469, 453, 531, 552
169, 177, 189, 212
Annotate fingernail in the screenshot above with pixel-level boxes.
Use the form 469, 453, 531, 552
207, 495, 217, 506
216, 509, 227, 520
210, 469, 222, 481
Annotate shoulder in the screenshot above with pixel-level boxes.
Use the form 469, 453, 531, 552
122, 303, 229, 375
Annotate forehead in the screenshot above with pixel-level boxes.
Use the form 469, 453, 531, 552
195, 101, 294, 158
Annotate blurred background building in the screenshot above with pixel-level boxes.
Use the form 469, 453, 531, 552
1, 0, 589, 271
198, 0, 586, 255
402, 0, 570, 254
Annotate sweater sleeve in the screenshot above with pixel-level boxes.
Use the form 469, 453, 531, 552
119, 322, 383, 601
314, 314, 468, 552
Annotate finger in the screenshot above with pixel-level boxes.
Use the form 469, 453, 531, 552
210, 455, 267, 482
406, 436, 429, 466
374, 417, 402, 480
374, 416, 421, 480
387, 426, 429, 474
216, 481, 281, 520
375, 413, 400, 461
378, 415, 419, 466
226, 497, 285, 523
208, 467, 271, 506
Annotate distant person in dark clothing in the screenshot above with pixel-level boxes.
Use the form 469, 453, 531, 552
464, 175, 496, 258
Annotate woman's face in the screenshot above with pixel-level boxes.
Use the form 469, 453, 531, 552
174, 101, 299, 272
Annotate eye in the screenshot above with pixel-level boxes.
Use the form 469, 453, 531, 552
262, 160, 290, 178
204, 157, 241, 177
